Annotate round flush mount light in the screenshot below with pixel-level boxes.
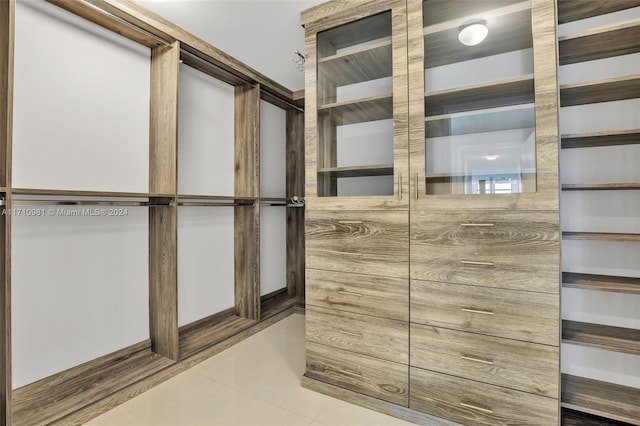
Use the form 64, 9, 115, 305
484, 154, 498, 161
458, 21, 488, 46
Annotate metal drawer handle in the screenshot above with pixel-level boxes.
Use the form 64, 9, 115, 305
398, 173, 402, 200
338, 329, 363, 338
460, 223, 494, 227
461, 308, 494, 315
338, 290, 363, 297
338, 369, 364, 378
460, 260, 495, 267
338, 220, 362, 224
461, 354, 494, 365
460, 402, 493, 415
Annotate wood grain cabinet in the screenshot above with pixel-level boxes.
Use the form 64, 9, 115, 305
302, 0, 561, 424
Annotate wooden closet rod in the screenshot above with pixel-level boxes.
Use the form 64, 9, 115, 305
11, 200, 169, 207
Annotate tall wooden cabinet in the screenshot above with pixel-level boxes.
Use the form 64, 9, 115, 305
302, 1, 561, 425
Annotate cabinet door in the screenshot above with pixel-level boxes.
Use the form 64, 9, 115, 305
407, 0, 559, 211
303, 0, 409, 210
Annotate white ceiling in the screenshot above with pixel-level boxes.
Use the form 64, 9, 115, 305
137, 0, 324, 91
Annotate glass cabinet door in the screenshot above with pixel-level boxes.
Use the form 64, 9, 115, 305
307, 1, 409, 208
408, 0, 558, 209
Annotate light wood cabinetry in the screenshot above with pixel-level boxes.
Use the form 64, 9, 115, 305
303, 1, 560, 424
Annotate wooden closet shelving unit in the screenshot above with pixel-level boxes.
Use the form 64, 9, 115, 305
0, 0, 305, 424
557, 0, 640, 424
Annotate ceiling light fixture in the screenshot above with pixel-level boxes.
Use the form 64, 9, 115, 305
458, 21, 488, 46
484, 154, 498, 161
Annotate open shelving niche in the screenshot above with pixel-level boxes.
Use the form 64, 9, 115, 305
557, 1, 640, 423
0, 0, 305, 424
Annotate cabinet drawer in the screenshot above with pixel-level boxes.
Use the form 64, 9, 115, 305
307, 306, 408, 364
306, 269, 408, 321
410, 324, 558, 397
306, 342, 408, 406
410, 368, 558, 425
306, 210, 409, 278
410, 280, 559, 345
411, 210, 559, 293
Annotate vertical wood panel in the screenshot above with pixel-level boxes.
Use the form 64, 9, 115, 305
286, 109, 305, 297
148, 42, 179, 361
149, 41, 179, 195
149, 202, 178, 361
0, 0, 13, 423
235, 84, 260, 319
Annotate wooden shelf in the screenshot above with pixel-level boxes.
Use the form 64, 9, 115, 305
557, 0, 640, 24
562, 319, 640, 355
563, 272, 640, 294
423, 2, 532, 69
560, 74, 640, 107
318, 94, 393, 125
562, 182, 640, 190
318, 164, 393, 178
425, 103, 535, 137
559, 21, 640, 65
318, 11, 391, 52
425, 75, 534, 116
179, 311, 257, 360
563, 232, 640, 242
561, 374, 640, 424
319, 41, 392, 86
562, 408, 634, 426
561, 129, 640, 149
12, 342, 174, 426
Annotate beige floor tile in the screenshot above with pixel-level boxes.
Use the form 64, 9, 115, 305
86, 313, 417, 426
312, 396, 416, 426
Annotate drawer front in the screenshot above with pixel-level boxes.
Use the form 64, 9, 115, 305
307, 306, 408, 364
306, 210, 409, 278
410, 368, 558, 425
410, 280, 559, 345
306, 341, 408, 406
411, 210, 559, 293
306, 269, 408, 321
410, 324, 558, 397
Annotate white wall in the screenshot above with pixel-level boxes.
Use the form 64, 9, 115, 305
12, 0, 150, 193
177, 65, 236, 325
11, 0, 152, 389
559, 7, 640, 388
177, 207, 235, 326
178, 64, 235, 196
12, 208, 149, 388
260, 101, 287, 296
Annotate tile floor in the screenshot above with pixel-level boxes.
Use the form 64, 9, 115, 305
86, 314, 415, 426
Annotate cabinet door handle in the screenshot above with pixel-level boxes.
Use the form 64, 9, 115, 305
398, 173, 402, 200
338, 369, 364, 378
460, 402, 493, 414
461, 354, 494, 365
461, 308, 494, 315
460, 260, 495, 267
338, 290, 363, 297
415, 172, 419, 200
460, 223, 494, 227
338, 329, 363, 338
339, 220, 362, 224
